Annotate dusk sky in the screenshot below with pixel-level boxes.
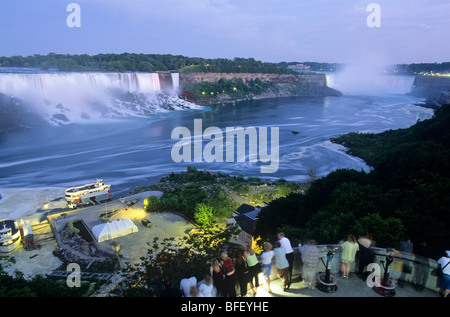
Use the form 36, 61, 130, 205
1, 0, 449, 64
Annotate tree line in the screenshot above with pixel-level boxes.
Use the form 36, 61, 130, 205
395, 62, 450, 74
0, 53, 296, 74
1, 53, 448, 75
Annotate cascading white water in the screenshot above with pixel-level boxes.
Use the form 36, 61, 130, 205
0, 72, 161, 95
0, 72, 193, 124
171, 72, 180, 92
325, 64, 416, 96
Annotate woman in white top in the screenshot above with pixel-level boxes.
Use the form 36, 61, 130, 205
260, 241, 274, 292
198, 274, 214, 297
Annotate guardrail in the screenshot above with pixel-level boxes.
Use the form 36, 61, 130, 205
283, 244, 441, 292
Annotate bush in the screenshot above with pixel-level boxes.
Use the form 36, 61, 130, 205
194, 203, 214, 227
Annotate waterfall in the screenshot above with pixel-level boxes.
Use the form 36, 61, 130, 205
171, 72, 180, 93
0, 71, 192, 124
325, 69, 416, 96
0, 72, 162, 96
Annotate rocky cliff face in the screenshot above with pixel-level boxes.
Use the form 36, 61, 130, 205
180, 72, 327, 85
179, 72, 340, 104
411, 75, 450, 108
0, 93, 47, 134
413, 75, 450, 91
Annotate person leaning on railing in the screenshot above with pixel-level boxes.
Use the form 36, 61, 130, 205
437, 250, 450, 297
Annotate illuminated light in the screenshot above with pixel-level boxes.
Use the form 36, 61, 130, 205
143, 198, 150, 207
43, 203, 49, 209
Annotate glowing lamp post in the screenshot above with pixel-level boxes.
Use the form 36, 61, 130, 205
143, 197, 150, 208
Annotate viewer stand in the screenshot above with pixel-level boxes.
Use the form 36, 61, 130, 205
373, 248, 396, 297
317, 245, 338, 293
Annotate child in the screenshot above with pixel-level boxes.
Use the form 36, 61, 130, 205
260, 242, 274, 292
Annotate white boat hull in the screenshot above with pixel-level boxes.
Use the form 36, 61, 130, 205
0, 237, 21, 253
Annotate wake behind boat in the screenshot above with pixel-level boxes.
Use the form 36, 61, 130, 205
65, 179, 112, 209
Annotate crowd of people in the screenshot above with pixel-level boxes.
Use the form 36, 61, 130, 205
159, 232, 450, 298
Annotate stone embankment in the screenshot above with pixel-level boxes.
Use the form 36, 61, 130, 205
411, 75, 450, 108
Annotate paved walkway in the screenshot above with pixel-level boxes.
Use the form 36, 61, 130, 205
247, 273, 439, 298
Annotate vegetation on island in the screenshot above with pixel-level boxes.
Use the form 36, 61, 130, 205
180, 77, 280, 103
180, 76, 340, 104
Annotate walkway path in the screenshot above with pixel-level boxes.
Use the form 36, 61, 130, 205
249, 273, 439, 297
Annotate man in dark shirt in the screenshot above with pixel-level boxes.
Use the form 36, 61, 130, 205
160, 280, 182, 297
413, 240, 433, 292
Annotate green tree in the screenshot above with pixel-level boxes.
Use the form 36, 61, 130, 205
350, 213, 405, 248
143, 196, 162, 212
194, 203, 213, 227
117, 224, 240, 296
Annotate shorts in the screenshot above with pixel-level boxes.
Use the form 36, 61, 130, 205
440, 274, 450, 290
261, 263, 272, 278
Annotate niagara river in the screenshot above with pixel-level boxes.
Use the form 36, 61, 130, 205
0, 70, 434, 220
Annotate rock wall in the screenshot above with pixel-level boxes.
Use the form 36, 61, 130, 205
413, 75, 450, 91
411, 75, 450, 108
179, 72, 327, 86
179, 72, 340, 105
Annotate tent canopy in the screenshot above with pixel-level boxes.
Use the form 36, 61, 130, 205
92, 218, 138, 243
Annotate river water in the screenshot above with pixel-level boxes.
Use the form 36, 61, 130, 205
0, 73, 435, 219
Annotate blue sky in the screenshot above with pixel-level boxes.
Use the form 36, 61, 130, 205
1, 0, 449, 64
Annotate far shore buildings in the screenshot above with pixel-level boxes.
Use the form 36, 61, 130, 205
287, 63, 311, 72
227, 203, 266, 247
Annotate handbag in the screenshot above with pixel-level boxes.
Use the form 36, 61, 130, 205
431, 260, 450, 277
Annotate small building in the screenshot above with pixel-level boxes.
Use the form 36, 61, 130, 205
288, 63, 311, 72
227, 203, 265, 247
92, 218, 138, 243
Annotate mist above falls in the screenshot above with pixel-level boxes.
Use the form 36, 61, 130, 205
326, 63, 415, 96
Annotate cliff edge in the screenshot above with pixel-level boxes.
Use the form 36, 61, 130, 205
411, 75, 450, 108
179, 72, 341, 104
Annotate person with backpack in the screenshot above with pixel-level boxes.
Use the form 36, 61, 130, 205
437, 250, 450, 297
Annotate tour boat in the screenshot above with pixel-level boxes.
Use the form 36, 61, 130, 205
0, 219, 21, 253
65, 179, 112, 209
